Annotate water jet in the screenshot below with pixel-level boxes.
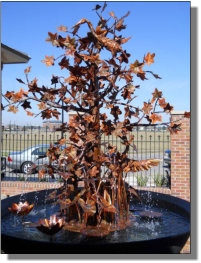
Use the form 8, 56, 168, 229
1, 189, 190, 254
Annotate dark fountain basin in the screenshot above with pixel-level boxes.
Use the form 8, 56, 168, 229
1, 189, 190, 254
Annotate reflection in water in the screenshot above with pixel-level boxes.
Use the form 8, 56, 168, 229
2, 202, 190, 245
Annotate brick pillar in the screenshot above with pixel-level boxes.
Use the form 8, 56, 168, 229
171, 111, 190, 201
68, 112, 73, 124
68, 111, 85, 129
68, 111, 81, 124
171, 111, 190, 254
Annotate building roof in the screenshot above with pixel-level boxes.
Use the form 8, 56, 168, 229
68, 111, 84, 115
43, 120, 62, 124
1, 44, 31, 65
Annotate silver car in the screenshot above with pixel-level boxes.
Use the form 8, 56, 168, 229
7, 144, 50, 174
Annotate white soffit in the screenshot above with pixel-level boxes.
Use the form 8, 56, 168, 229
1, 44, 31, 64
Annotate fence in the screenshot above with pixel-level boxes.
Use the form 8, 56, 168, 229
1, 125, 171, 188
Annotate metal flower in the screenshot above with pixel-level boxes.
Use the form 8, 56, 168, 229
8, 201, 34, 216
36, 215, 65, 235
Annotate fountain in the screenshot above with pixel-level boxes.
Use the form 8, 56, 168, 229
2, 3, 190, 254
1, 189, 190, 253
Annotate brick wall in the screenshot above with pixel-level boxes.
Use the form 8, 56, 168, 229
170, 111, 190, 254
68, 111, 84, 127
1, 181, 62, 198
42, 122, 62, 131
68, 111, 76, 124
170, 112, 190, 202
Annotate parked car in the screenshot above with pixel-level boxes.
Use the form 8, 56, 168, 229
1, 157, 6, 178
7, 144, 66, 174
164, 150, 171, 168
7, 144, 52, 174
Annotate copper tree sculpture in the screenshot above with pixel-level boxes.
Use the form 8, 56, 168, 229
3, 3, 189, 236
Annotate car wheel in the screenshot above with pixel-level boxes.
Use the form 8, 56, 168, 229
21, 162, 34, 174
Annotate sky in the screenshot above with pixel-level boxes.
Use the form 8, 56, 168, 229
1, 1, 190, 126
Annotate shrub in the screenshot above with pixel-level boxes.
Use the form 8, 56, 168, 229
137, 175, 149, 187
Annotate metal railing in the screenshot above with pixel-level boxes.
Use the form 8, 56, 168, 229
1, 125, 171, 188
